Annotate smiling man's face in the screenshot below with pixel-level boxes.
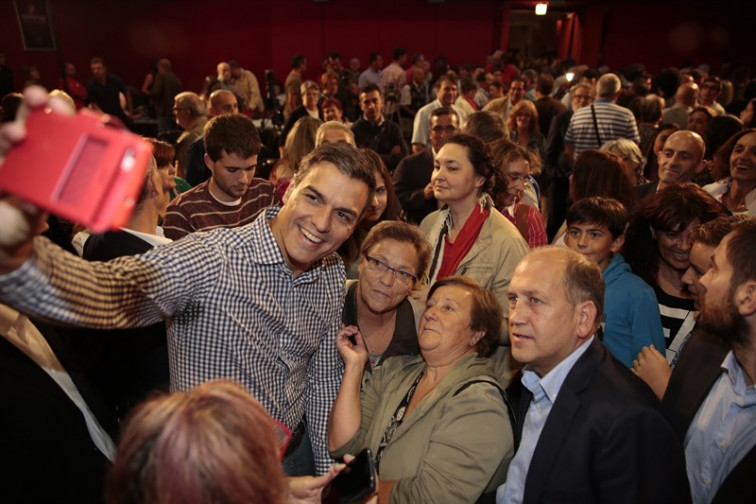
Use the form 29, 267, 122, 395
269, 162, 369, 277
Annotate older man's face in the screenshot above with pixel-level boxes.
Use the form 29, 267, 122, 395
508, 256, 591, 377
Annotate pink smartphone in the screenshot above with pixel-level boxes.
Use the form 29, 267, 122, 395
0, 108, 153, 232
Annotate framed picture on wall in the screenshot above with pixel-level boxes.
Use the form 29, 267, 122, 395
14, 0, 56, 51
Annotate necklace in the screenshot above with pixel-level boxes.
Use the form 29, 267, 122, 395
355, 303, 396, 366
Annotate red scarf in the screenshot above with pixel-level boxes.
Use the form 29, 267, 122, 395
463, 95, 480, 111
437, 204, 489, 279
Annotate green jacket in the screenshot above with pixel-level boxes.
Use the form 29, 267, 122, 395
331, 353, 513, 503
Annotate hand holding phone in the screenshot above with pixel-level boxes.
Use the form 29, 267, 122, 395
324, 448, 377, 504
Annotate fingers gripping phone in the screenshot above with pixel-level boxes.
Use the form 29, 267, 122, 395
326, 448, 377, 504
0, 108, 153, 232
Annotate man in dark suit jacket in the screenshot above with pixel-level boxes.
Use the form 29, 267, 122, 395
663, 221, 756, 504
498, 247, 690, 504
393, 106, 458, 224
1, 307, 117, 504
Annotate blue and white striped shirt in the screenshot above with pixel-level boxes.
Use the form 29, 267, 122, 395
564, 99, 640, 157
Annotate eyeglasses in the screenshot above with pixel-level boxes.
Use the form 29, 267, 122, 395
431, 125, 458, 134
363, 254, 418, 285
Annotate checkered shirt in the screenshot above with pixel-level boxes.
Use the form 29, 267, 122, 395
0, 205, 345, 473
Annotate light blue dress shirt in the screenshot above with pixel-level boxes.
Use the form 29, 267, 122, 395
496, 337, 594, 504
684, 350, 756, 504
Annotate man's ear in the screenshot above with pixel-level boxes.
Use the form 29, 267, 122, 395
281, 182, 295, 205
735, 280, 756, 318
576, 300, 599, 340
204, 153, 214, 172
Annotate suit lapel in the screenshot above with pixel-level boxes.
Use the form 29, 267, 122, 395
524, 340, 603, 503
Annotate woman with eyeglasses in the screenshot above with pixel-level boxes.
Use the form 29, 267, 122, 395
341, 221, 431, 384
418, 134, 529, 330
330, 276, 514, 503
490, 139, 547, 248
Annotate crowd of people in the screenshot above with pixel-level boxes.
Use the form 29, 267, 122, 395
0, 45, 755, 504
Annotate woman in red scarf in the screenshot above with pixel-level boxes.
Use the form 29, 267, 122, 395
418, 134, 529, 334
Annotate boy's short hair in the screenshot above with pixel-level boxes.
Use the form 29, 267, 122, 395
204, 114, 261, 162
566, 197, 629, 239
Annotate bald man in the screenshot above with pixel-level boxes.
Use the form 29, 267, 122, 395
663, 82, 700, 130
634, 130, 706, 203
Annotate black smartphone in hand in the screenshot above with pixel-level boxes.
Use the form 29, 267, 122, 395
324, 448, 376, 504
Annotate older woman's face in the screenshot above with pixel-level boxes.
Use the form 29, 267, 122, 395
158, 162, 177, 192
432, 143, 485, 206
730, 132, 756, 184
323, 105, 342, 122
358, 238, 418, 314
419, 284, 481, 361
304, 88, 319, 110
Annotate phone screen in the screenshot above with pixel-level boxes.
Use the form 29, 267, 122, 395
326, 448, 376, 504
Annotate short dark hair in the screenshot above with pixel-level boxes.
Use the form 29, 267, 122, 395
228, 60, 240, 69
204, 114, 261, 162
359, 83, 381, 97
90, 56, 105, 66
691, 215, 751, 247
430, 106, 459, 123
703, 75, 722, 91
361, 221, 431, 279
393, 47, 407, 61
328, 51, 340, 60
291, 54, 306, 69
566, 197, 628, 239
293, 143, 376, 212
460, 77, 477, 94
434, 75, 456, 91
536, 74, 555, 95
369, 52, 380, 63
427, 276, 502, 357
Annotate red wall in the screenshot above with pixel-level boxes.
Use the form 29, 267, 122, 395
1, 0, 753, 94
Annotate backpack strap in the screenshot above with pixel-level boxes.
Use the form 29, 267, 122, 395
454, 378, 519, 451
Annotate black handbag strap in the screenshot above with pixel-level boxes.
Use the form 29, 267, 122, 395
590, 104, 602, 146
